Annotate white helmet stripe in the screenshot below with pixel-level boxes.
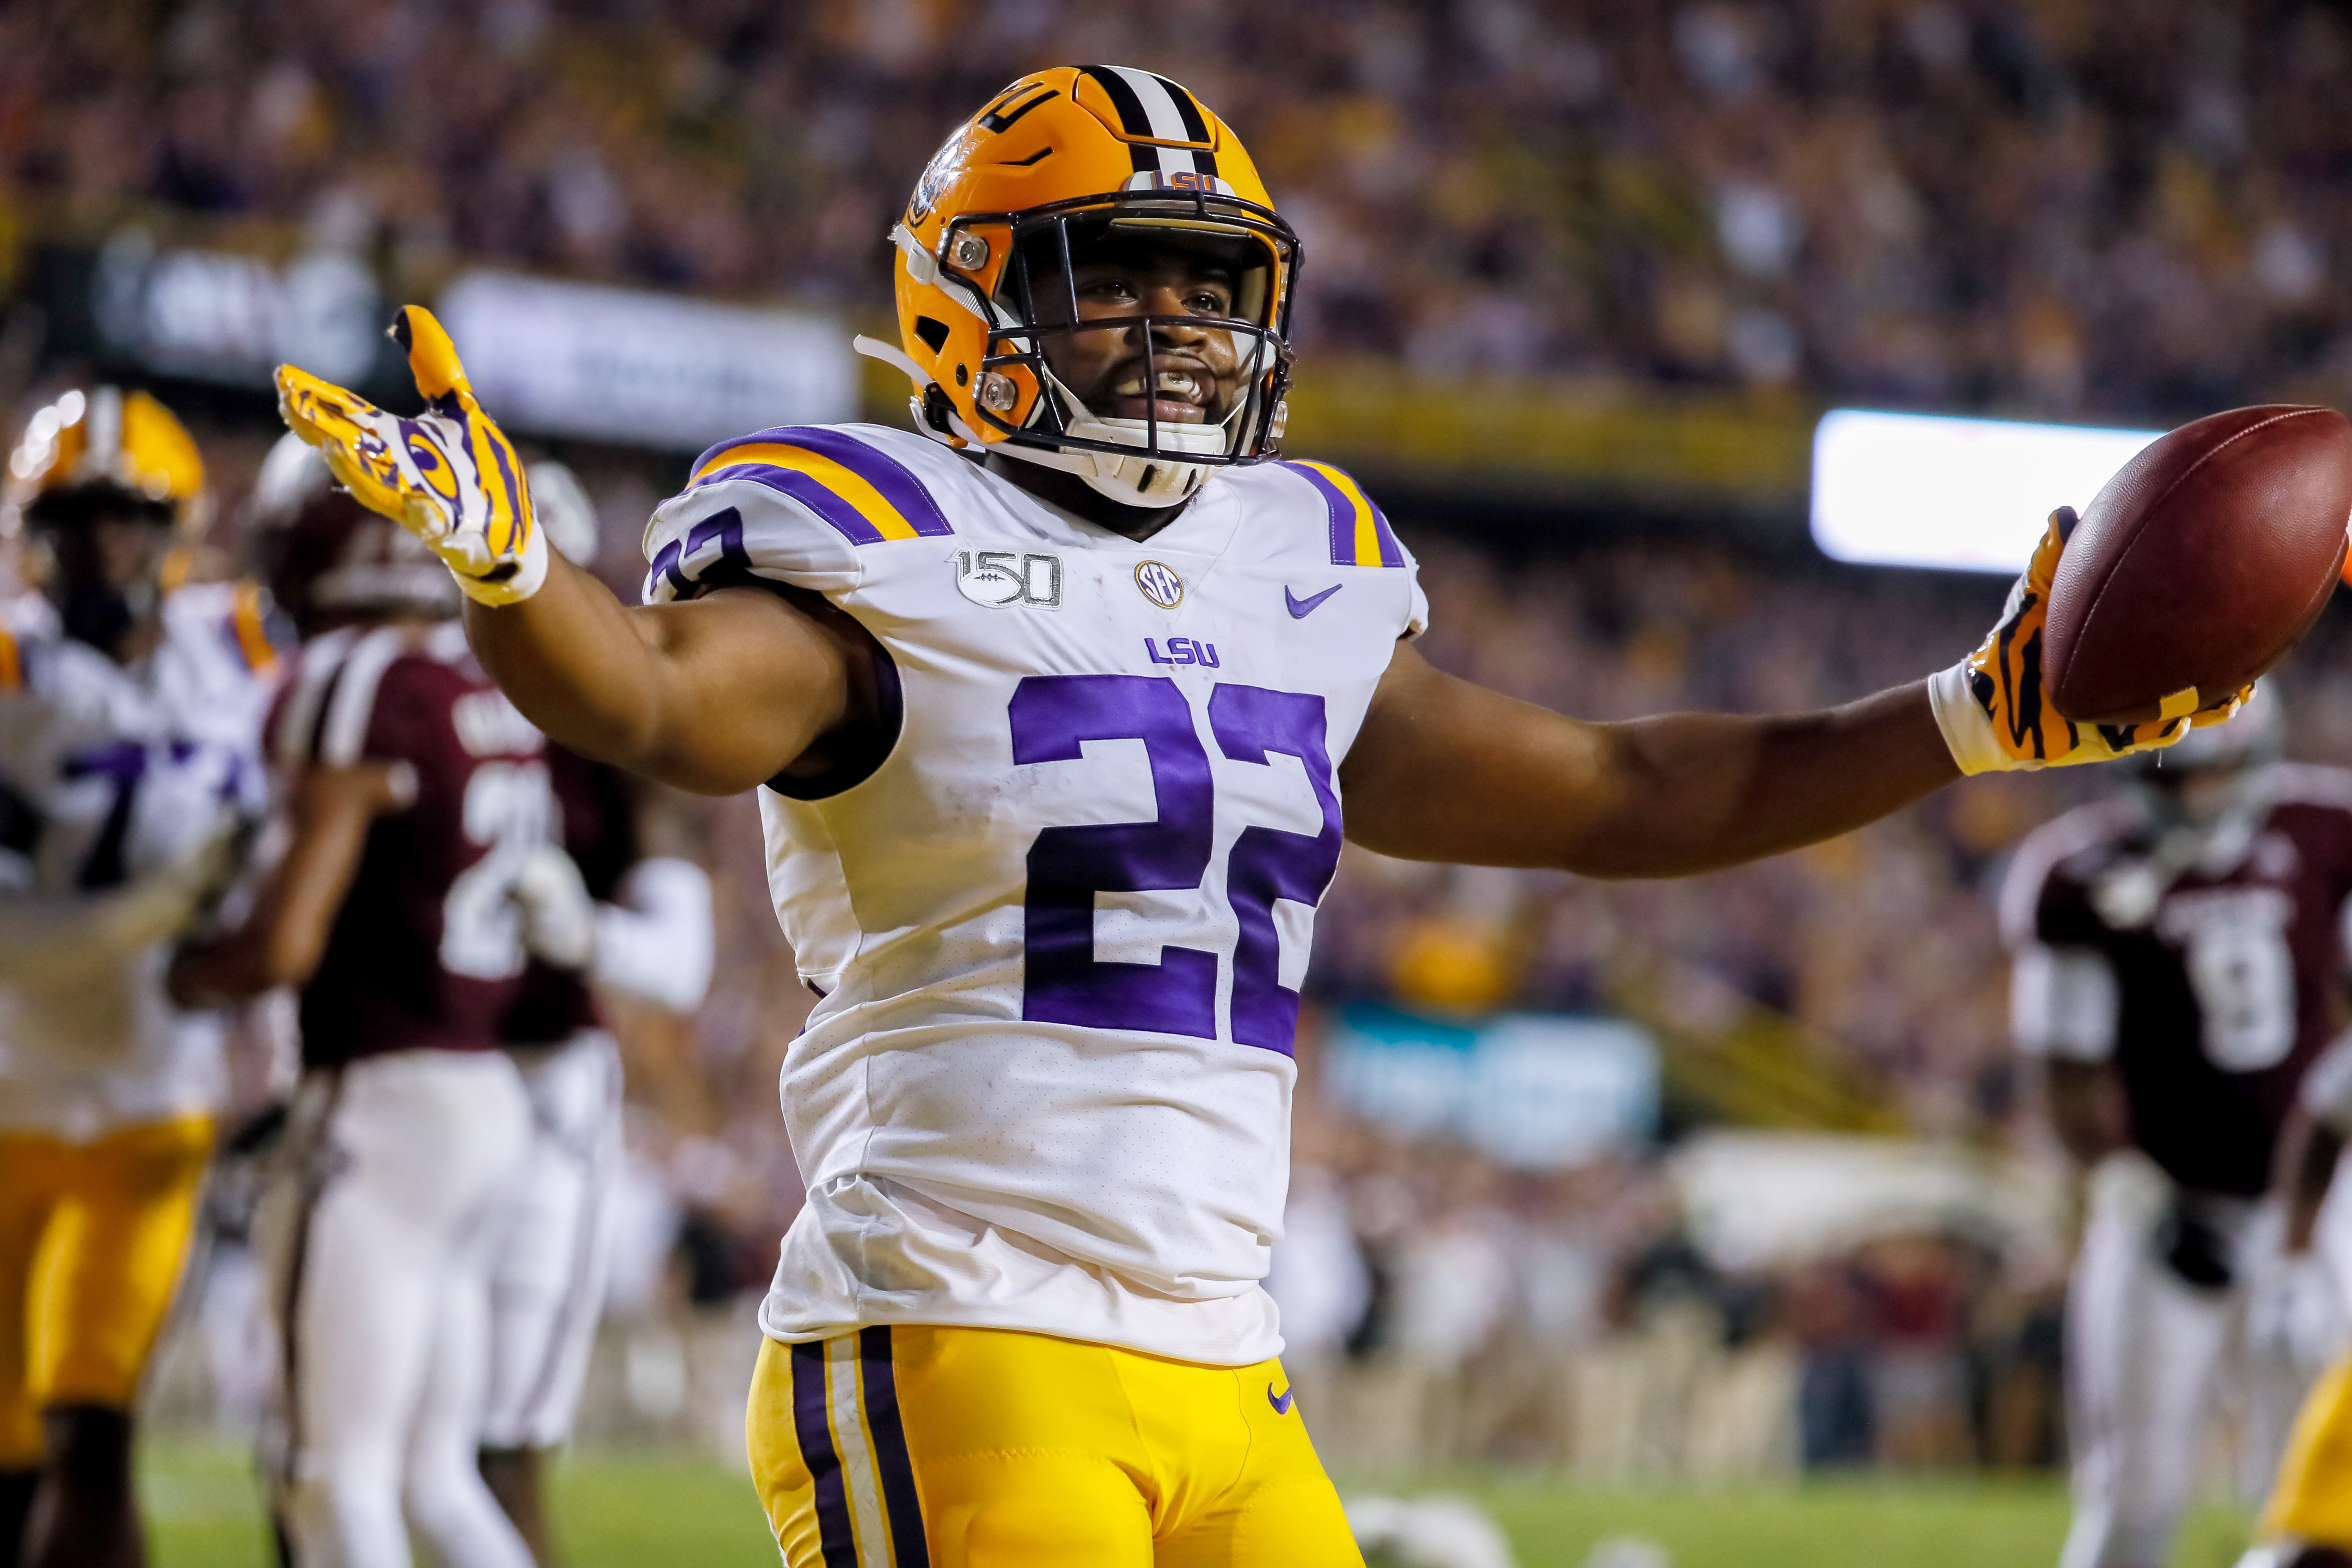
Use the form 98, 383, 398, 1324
1106, 67, 1197, 144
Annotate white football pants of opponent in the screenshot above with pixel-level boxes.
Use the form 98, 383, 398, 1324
2061, 1153, 2352, 1568
481, 1030, 621, 1452
258, 1049, 536, 1568
485, 856, 714, 1454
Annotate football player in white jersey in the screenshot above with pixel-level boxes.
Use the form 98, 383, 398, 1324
273, 66, 2241, 1568
0, 388, 273, 1568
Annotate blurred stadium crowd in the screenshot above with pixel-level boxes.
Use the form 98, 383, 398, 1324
11, 0, 2352, 416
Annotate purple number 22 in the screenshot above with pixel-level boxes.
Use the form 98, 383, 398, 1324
1008, 675, 1342, 1054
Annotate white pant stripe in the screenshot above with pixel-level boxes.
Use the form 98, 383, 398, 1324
826, 1336, 893, 1564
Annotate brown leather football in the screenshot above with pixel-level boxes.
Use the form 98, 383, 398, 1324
2043, 404, 2352, 726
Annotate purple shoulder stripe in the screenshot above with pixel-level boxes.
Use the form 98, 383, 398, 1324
1277, 460, 1393, 567
781, 427, 955, 539
697, 462, 888, 546
692, 426, 953, 545
1370, 503, 1404, 568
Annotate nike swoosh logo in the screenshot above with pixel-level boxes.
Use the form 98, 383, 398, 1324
1285, 584, 1341, 619
1267, 1383, 1295, 1415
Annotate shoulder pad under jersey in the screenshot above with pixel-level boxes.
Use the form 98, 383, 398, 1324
642, 423, 962, 604
1999, 799, 2139, 947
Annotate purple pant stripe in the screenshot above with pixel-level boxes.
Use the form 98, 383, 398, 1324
695, 463, 886, 545
790, 1341, 860, 1568
857, 1328, 930, 1568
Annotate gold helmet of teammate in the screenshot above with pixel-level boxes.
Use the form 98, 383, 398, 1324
873, 66, 1299, 509
4, 386, 209, 535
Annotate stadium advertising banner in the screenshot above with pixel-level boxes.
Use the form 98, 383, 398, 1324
435, 273, 857, 450
1810, 409, 2163, 573
1325, 1003, 1658, 1170
94, 228, 381, 387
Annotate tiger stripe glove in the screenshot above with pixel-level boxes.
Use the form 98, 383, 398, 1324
1929, 507, 2250, 774
275, 306, 546, 606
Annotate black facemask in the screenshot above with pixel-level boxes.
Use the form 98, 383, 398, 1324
28, 503, 174, 658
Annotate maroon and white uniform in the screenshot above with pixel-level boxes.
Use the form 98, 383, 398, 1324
481, 746, 711, 1452
258, 620, 548, 1568
2004, 766, 2352, 1568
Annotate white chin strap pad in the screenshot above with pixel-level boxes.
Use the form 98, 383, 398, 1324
999, 378, 1241, 508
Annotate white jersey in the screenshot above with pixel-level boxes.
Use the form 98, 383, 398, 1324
643, 423, 1424, 1365
0, 582, 276, 1137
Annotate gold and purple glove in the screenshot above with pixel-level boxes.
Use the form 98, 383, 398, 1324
276, 306, 545, 605
1929, 507, 2248, 774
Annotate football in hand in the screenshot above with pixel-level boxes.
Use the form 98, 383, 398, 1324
2043, 404, 2352, 726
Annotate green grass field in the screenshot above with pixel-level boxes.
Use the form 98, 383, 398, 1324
140, 1441, 2260, 1567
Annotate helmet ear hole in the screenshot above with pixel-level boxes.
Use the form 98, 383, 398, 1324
913, 317, 951, 354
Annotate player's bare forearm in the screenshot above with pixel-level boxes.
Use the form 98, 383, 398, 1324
168, 766, 393, 1005
2278, 1112, 2343, 1253
1341, 645, 1960, 878
462, 553, 852, 795
2043, 1060, 2129, 1169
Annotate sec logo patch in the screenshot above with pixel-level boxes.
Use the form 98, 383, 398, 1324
1133, 560, 1185, 609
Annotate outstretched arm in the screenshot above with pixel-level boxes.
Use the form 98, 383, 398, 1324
1341, 644, 1955, 878
462, 555, 861, 796
1343, 505, 2248, 879
274, 306, 864, 797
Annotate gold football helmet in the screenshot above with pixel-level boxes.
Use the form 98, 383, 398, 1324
869, 66, 1299, 508
4, 386, 209, 533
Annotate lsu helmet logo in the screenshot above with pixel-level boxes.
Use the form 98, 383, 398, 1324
908, 126, 979, 223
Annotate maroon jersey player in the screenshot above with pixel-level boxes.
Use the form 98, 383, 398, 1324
272, 625, 553, 1064
474, 463, 714, 1565
170, 434, 546, 1568
2002, 687, 2352, 1568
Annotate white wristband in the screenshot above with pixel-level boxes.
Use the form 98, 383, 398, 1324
450, 518, 549, 606
1929, 658, 2030, 776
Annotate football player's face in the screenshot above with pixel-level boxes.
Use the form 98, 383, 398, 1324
2138, 760, 2253, 831
30, 511, 173, 600
1036, 241, 1248, 426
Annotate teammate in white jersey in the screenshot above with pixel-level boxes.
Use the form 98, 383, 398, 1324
274, 66, 2244, 1568
0, 387, 273, 1568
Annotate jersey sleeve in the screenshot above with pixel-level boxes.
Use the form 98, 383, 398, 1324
2301, 1030, 2352, 1136
640, 424, 966, 604
2010, 943, 2119, 1061
1999, 814, 2121, 1060
1401, 542, 1430, 639
1274, 458, 1427, 639
291, 631, 450, 788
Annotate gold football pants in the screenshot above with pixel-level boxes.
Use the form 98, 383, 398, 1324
0, 1115, 212, 1465
747, 1325, 1362, 1567
2264, 1350, 2352, 1547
